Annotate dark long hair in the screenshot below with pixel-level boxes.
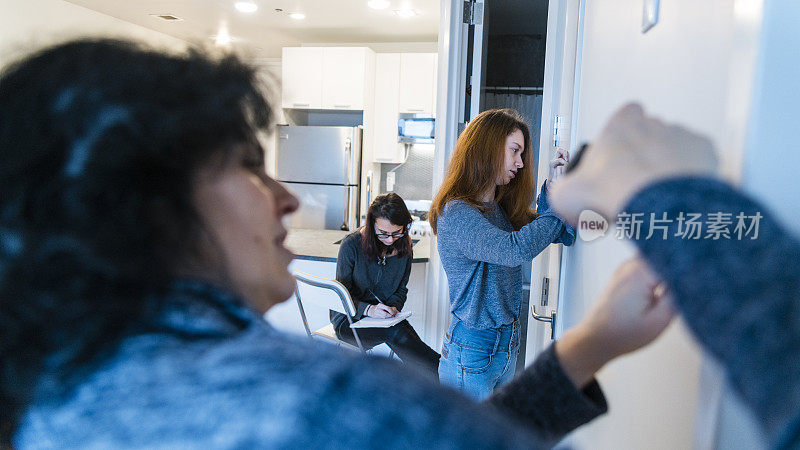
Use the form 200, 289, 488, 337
430, 109, 536, 233
0, 38, 273, 443
361, 193, 413, 260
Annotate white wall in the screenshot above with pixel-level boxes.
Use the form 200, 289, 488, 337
0, 0, 187, 65
559, 1, 763, 449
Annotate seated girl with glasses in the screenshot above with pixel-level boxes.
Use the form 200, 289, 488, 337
329, 193, 440, 374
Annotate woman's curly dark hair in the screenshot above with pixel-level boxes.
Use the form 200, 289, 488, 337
0, 38, 273, 443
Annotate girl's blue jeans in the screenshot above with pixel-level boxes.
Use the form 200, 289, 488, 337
438, 315, 520, 401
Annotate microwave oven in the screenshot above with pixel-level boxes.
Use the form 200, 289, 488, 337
397, 113, 435, 144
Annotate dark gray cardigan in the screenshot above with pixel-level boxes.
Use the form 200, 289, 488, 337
330, 231, 412, 327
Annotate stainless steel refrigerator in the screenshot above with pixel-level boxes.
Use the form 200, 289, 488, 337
275, 125, 362, 230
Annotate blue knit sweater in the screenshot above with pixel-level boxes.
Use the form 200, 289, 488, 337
625, 176, 800, 449
14, 279, 606, 449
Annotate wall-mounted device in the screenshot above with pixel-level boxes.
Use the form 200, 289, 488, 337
398, 113, 435, 144
642, 0, 660, 33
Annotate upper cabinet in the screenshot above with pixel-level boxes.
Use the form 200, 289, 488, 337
322, 48, 369, 110
398, 53, 437, 114
282, 47, 375, 110
281, 47, 324, 109
372, 53, 402, 163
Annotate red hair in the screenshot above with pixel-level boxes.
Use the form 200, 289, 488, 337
430, 109, 536, 233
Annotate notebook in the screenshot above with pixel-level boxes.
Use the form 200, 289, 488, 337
350, 311, 412, 329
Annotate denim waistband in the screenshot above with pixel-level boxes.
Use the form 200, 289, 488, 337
447, 316, 519, 353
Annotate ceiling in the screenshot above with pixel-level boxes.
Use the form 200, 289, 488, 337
65, 0, 440, 59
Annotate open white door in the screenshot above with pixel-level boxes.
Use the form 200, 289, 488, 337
524, 0, 585, 366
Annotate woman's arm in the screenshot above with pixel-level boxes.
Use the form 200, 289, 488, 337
382, 256, 412, 310
487, 257, 673, 443
335, 236, 372, 318
536, 181, 575, 246
624, 177, 800, 446
438, 200, 568, 267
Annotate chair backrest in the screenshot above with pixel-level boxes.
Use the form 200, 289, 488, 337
293, 270, 357, 317
293, 270, 366, 352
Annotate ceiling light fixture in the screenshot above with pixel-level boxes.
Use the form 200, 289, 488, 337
367, 0, 391, 10
393, 9, 417, 18
288, 12, 306, 20
150, 14, 183, 21
234, 1, 258, 13
214, 27, 233, 46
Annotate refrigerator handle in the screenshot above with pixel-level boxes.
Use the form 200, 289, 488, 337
340, 188, 350, 231
365, 171, 372, 212
344, 137, 352, 185
340, 137, 354, 231
363, 171, 373, 229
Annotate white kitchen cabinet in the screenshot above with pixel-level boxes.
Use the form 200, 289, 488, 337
372, 53, 402, 163
281, 47, 374, 111
322, 47, 369, 110
399, 53, 437, 114
281, 47, 324, 109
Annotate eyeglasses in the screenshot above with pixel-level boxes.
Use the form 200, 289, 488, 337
375, 230, 407, 239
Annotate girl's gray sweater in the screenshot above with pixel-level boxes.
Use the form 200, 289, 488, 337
436, 182, 575, 329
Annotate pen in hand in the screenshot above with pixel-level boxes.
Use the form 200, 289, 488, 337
367, 290, 398, 318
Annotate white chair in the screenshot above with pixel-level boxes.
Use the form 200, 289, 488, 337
293, 270, 366, 352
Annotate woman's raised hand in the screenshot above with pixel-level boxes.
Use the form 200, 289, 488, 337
549, 103, 718, 224
555, 258, 675, 388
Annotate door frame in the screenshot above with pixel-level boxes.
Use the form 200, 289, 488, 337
525, 0, 586, 365
424, 0, 470, 351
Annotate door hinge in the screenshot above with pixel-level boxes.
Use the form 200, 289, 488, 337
463, 1, 484, 25
540, 277, 550, 307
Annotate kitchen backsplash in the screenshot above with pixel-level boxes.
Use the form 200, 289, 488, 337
379, 143, 434, 201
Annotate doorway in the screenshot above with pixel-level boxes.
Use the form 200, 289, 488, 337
432, 0, 584, 369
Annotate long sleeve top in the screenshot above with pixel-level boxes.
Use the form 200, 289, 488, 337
15, 279, 607, 449
335, 231, 412, 317
437, 181, 575, 329
623, 176, 800, 449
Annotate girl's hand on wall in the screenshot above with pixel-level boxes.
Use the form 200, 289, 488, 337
548, 147, 570, 187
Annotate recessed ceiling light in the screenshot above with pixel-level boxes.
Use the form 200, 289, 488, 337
367, 0, 390, 10
149, 14, 183, 21
213, 28, 233, 46
288, 12, 306, 20
235, 1, 258, 13
393, 9, 417, 18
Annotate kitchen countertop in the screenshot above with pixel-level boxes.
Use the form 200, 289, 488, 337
285, 228, 431, 263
